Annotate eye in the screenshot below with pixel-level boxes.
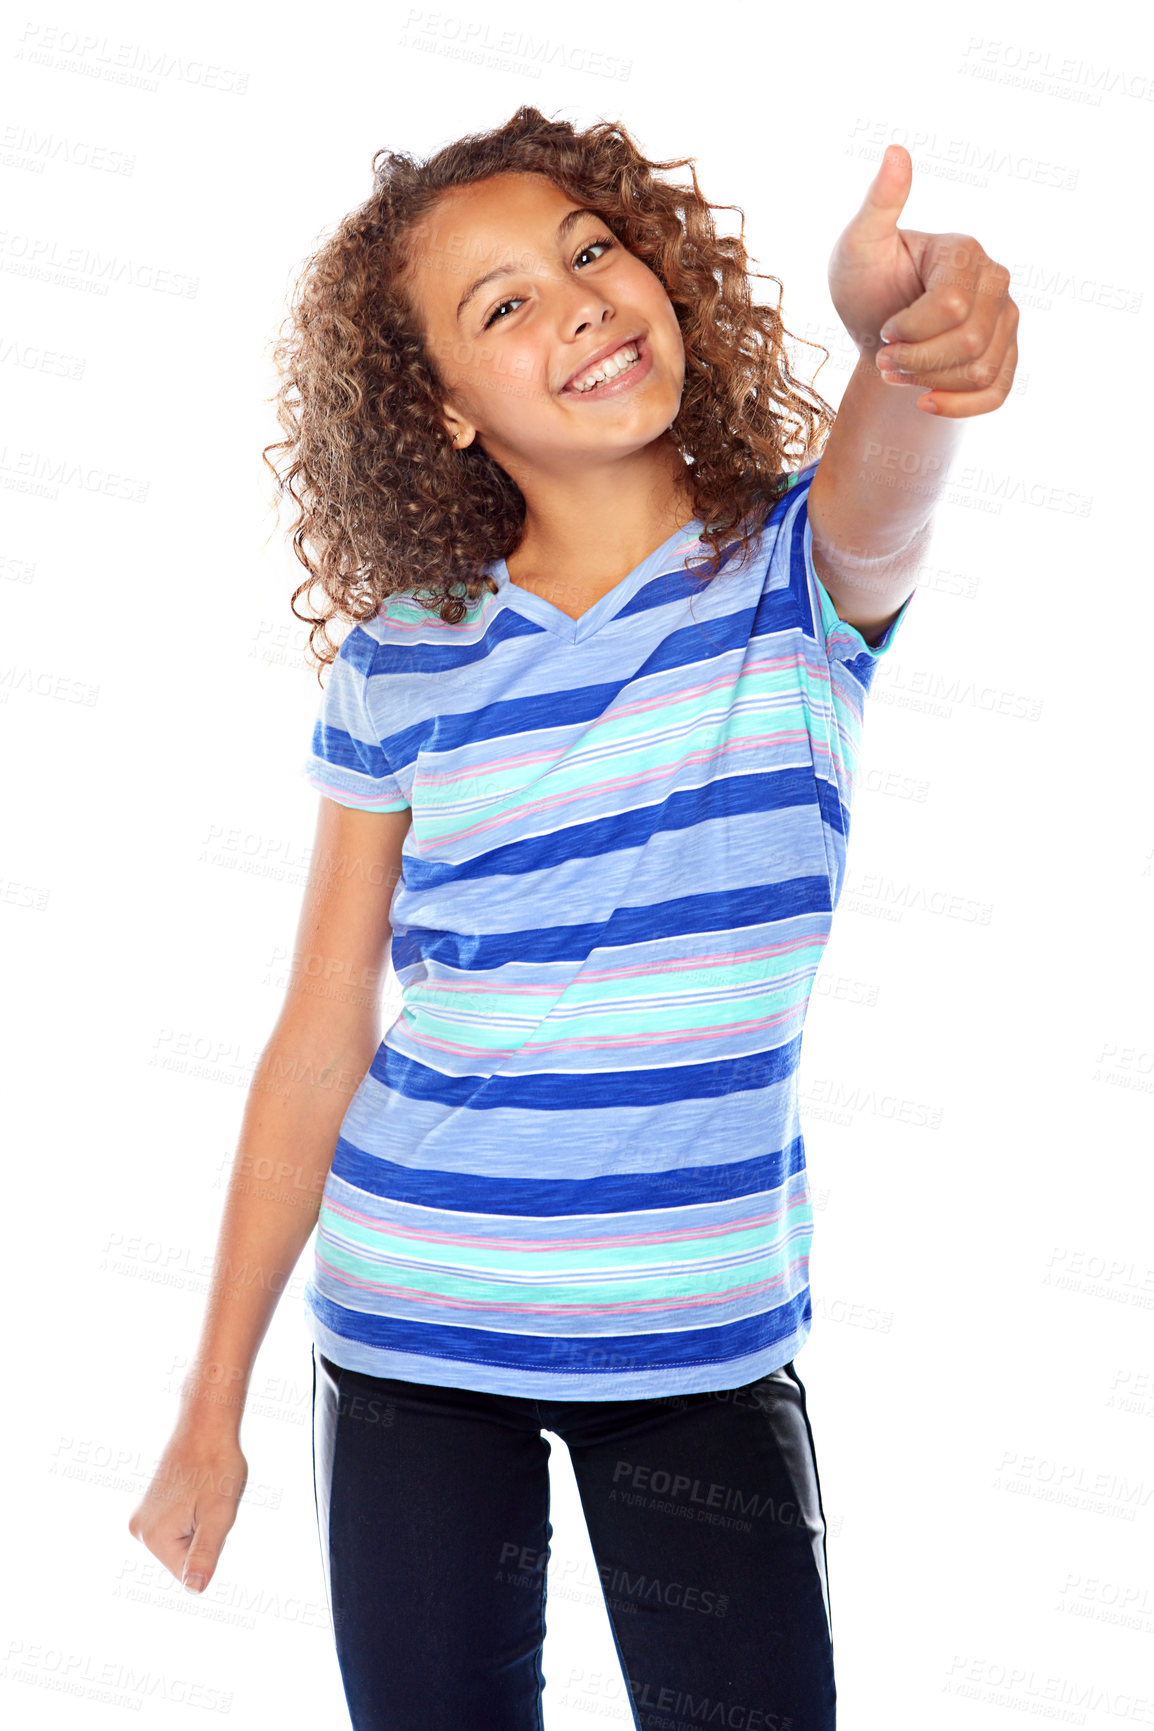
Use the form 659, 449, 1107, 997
482, 236, 617, 329
575, 237, 615, 267
483, 296, 521, 331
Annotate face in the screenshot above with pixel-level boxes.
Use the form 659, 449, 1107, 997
401, 172, 687, 482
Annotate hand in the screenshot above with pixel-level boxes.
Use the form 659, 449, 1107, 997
127, 1422, 249, 1595
827, 144, 1020, 417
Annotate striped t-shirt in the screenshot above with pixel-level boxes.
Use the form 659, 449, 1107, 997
300, 459, 914, 1399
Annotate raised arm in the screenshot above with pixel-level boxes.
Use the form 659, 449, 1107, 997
811, 144, 1019, 642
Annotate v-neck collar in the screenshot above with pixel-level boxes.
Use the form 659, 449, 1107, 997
486, 516, 709, 645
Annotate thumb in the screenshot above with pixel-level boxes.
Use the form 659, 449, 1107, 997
849, 144, 913, 246
181, 1509, 234, 1595
182, 1542, 216, 1595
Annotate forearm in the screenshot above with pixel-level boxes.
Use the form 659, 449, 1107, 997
810, 347, 965, 587
177, 1023, 378, 1437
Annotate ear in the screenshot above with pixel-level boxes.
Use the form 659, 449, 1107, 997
443, 412, 474, 451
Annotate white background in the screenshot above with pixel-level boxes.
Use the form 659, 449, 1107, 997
3, 0, 1152, 1725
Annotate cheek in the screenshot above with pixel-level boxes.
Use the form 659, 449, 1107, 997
445, 337, 528, 409
508, 343, 549, 405
472, 342, 544, 414
645, 288, 684, 358
654, 304, 686, 380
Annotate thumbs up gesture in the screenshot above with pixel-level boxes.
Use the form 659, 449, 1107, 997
828, 145, 1019, 417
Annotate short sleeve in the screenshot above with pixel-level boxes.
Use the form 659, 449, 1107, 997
791, 460, 915, 686
301, 624, 409, 813
778, 461, 918, 905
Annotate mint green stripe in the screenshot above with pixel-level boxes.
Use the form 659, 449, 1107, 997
414, 678, 812, 843
320, 1220, 812, 1308
320, 1201, 812, 1286
401, 950, 824, 1050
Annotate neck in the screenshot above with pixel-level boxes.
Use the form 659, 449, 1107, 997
504, 434, 697, 586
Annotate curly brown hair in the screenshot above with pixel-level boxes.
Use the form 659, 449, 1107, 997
262, 106, 837, 682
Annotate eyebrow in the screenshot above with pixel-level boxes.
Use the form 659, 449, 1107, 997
455, 207, 603, 322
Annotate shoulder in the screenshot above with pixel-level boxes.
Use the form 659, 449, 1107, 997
752, 466, 817, 539
330, 594, 435, 666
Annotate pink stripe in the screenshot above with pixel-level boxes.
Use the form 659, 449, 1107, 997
313, 1249, 810, 1319
417, 650, 802, 794
390, 994, 805, 1062
421, 728, 819, 851
320, 1191, 807, 1253
305, 774, 403, 809
406, 931, 823, 1000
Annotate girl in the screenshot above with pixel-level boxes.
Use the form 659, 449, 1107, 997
129, 107, 1017, 1730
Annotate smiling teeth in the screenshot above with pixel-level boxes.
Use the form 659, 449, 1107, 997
569, 343, 640, 392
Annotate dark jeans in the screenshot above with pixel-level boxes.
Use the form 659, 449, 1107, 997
311, 1344, 836, 1730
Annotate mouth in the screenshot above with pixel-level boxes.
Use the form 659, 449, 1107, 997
560, 333, 648, 396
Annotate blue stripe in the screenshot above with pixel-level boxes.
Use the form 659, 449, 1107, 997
331, 1131, 808, 1212
366, 1030, 804, 1110
306, 1285, 813, 1375
391, 872, 831, 972
400, 767, 834, 892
